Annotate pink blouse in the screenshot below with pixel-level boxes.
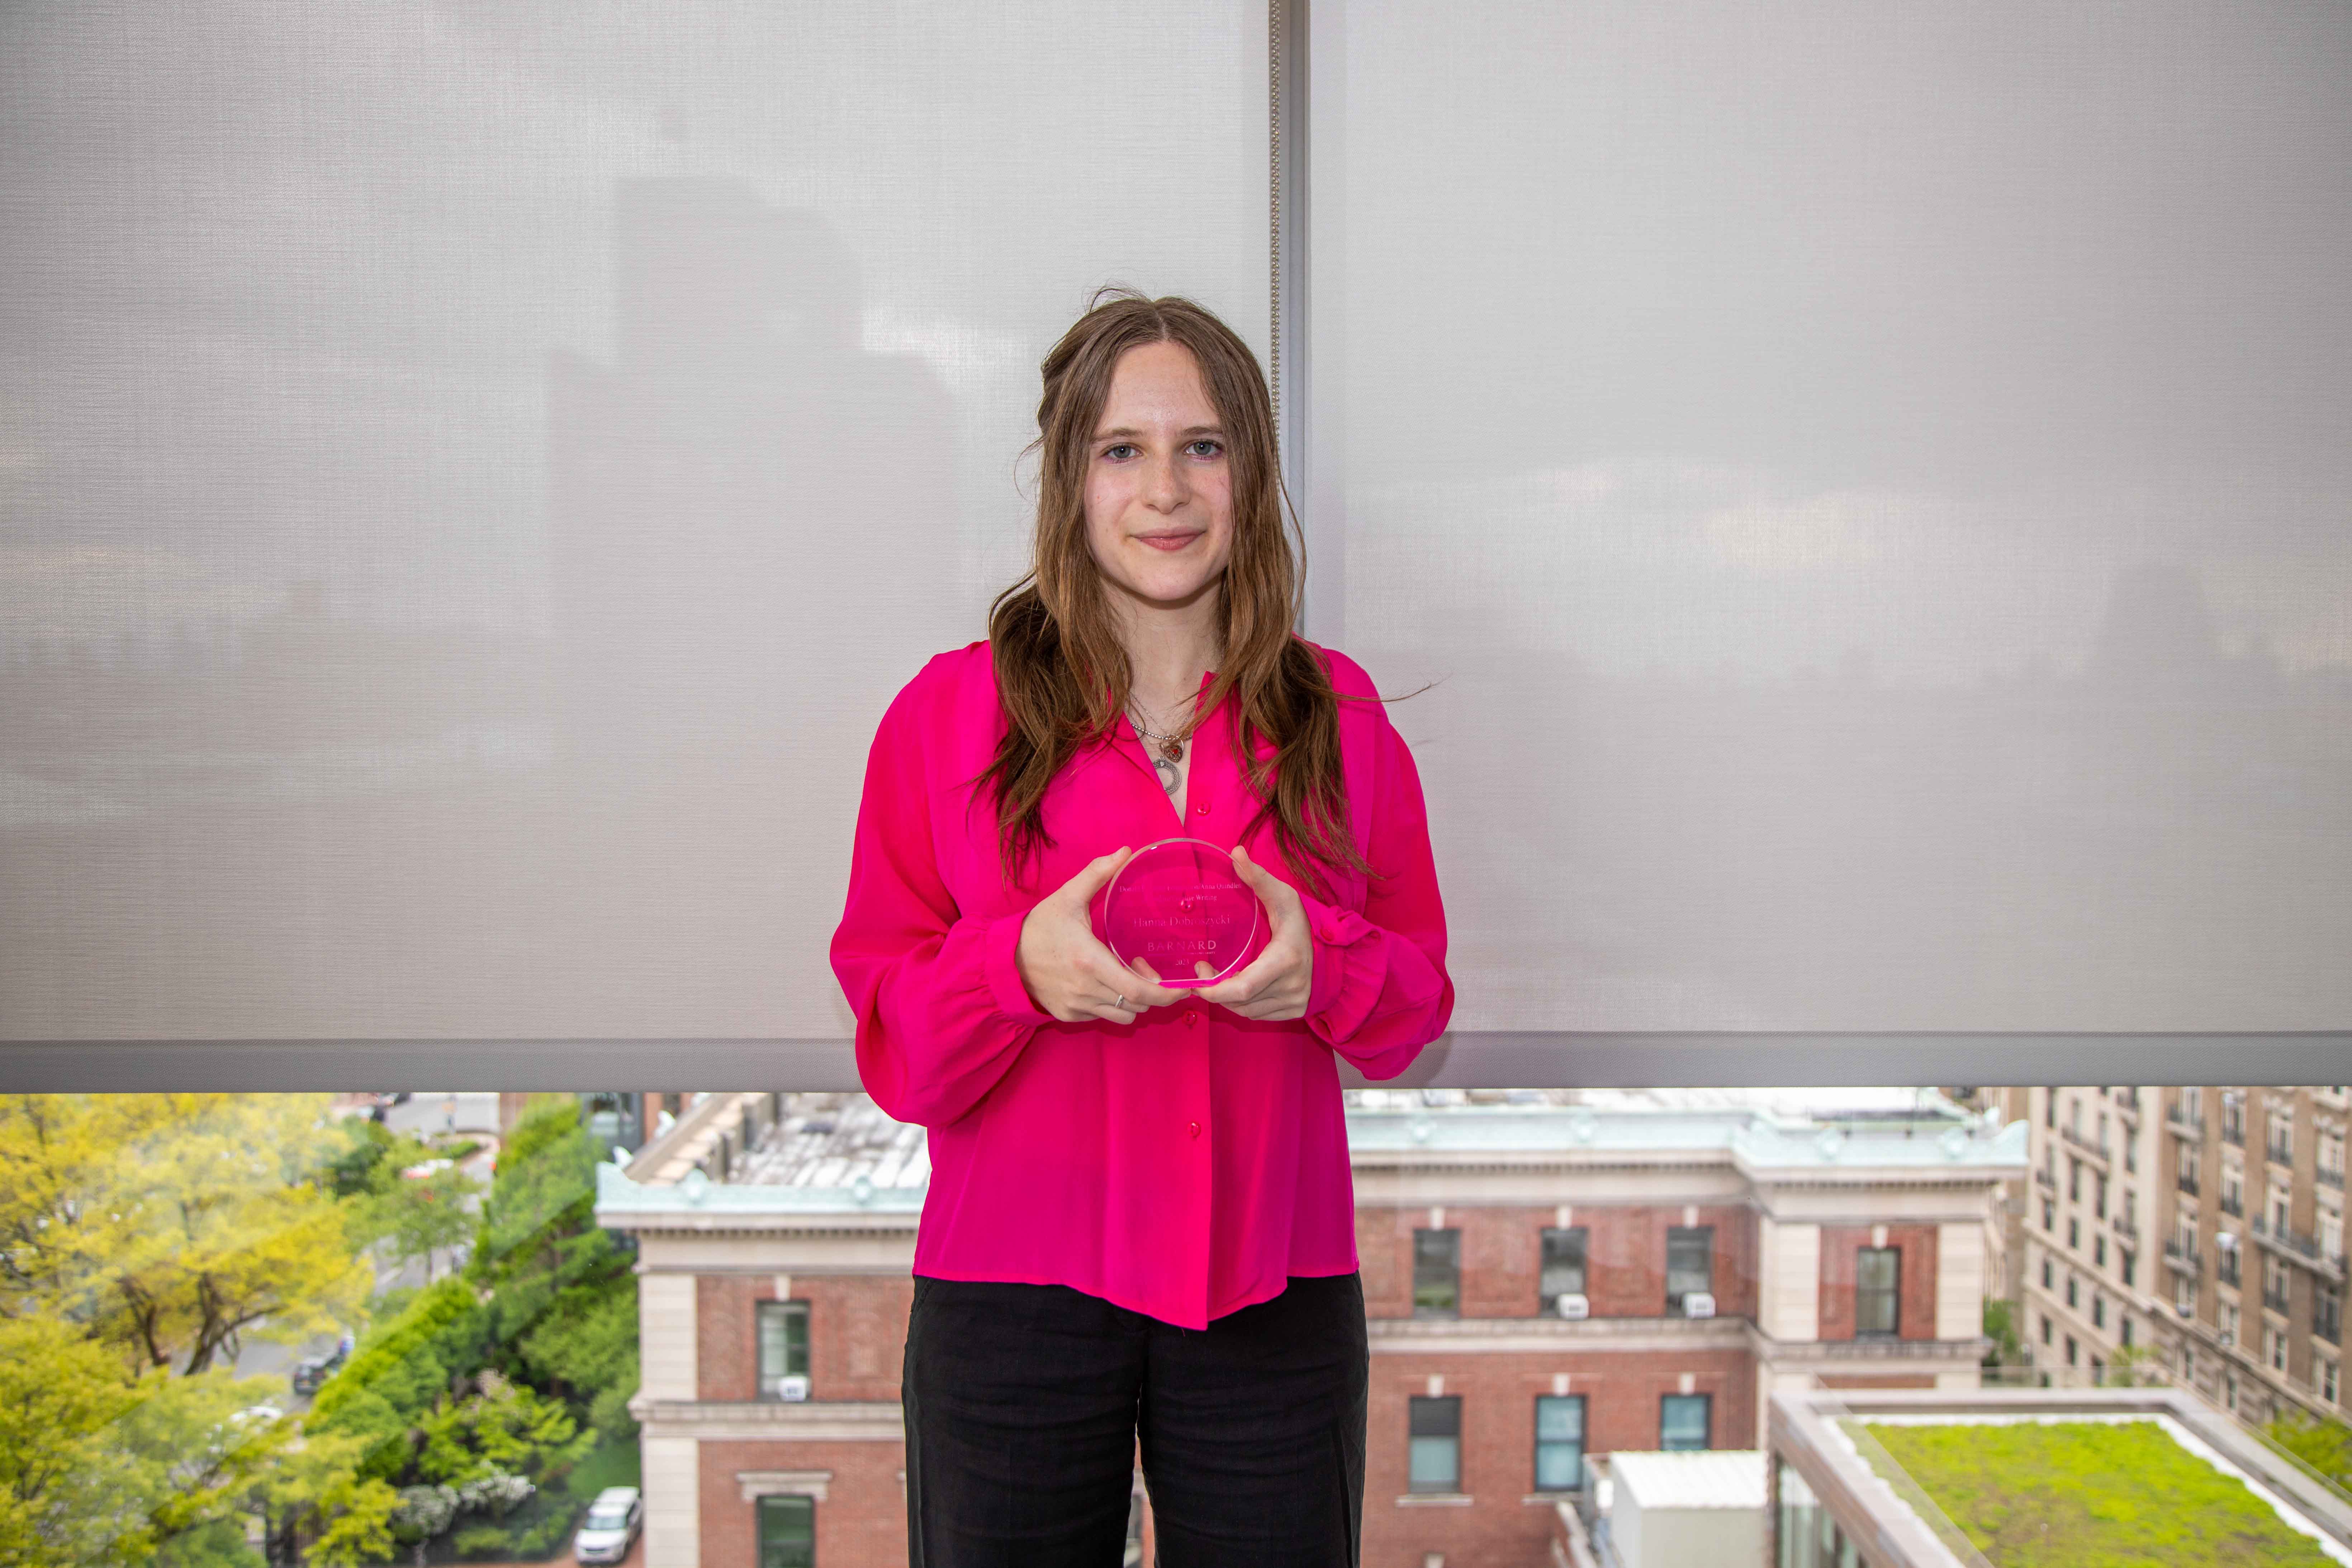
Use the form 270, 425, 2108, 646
829, 637, 1453, 1329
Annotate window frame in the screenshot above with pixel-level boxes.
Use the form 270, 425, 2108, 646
1407, 1394, 1463, 1494
1412, 1227, 1462, 1320
1538, 1225, 1589, 1305
1854, 1245, 1901, 1339
755, 1493, 815, 1568
1665, 1225, 1714, 1317
1533, 1393, 1587, 1493
756, 1298, 811, 1400
1659, 1392, 1711, 1452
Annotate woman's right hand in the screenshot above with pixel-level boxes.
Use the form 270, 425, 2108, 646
1014, 846, 1182, 1025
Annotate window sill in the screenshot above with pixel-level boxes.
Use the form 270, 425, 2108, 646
1522, 1491, 1583, 1505
1396, 1493, 1475, 1507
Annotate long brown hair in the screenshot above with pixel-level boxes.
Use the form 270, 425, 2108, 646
974, 286, 1388, 902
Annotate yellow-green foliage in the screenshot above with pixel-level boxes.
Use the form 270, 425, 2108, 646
1867, 1419, 2336, 1568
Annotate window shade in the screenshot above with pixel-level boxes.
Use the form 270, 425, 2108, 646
1311, 0, 2352, 1034
0, 1, 1270, 1043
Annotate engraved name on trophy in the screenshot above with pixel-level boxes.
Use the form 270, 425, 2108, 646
1096, 836, 1267, 988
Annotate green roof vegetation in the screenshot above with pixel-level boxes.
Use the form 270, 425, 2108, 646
1863, 1419, 2338, 1568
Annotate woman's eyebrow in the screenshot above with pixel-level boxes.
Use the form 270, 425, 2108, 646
1094, 424, 1226, 439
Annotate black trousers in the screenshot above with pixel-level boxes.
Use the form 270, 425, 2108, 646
901, 1272, 1369, 1568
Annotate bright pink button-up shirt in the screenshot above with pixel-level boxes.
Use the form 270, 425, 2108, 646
829, 637, 1453, 1329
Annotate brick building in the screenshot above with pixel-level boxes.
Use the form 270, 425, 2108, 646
597, 1087, 2023, 1568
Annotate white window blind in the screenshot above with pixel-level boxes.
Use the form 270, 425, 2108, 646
1308, 0, 2352, 1040
0, 1, 1270, 1061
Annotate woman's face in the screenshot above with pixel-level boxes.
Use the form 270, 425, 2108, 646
1082, 339, 1234, 620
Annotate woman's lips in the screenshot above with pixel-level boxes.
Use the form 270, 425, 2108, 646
1137, 532, 1203, 551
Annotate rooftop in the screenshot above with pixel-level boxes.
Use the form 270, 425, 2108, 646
1868, 1416, 2348, 1567
594, 1084, 2023, 1230
1772, 1386, 2352, 1568
1609, 1449, 1767, 1511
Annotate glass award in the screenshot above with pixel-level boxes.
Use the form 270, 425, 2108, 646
1097, 836, 1267, 988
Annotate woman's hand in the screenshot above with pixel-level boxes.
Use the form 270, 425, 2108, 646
1015, 847, 1183, 1026
1194, 844, 1315, 1022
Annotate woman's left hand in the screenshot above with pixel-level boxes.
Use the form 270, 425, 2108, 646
1194, 844, 1315, 1022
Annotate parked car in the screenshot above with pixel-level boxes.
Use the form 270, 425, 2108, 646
289, 1332, 354, 1396
573, 1486, 642, 1565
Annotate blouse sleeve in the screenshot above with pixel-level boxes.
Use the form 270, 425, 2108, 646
1291, 696, 1455, 1080
828, 673, 1052, 1128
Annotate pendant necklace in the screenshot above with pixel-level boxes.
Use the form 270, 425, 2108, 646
1127, 700, 1191, 798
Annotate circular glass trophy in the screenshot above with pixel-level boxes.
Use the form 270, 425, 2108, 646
1097, 836, 1266, 988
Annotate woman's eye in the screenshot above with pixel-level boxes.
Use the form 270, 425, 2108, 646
1099, 440, 1222, 461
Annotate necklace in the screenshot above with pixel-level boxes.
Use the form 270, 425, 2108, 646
1125, 698, 1192, 799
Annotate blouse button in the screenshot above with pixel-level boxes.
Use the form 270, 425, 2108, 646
1189, 1121, 1200, 1139
1193, 801, 1209, 815
1183, 1011, 1201, 1028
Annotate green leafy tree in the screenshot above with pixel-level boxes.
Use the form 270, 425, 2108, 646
0, 1096, 400, 1563
2263, 1408, 2352, 1492
346, 1135, 480, 1287
468, 1099, 639, 1442
1980, 1297, 2027, 1371
0, 1316, 143, 1564
0, 1094, 372, 1375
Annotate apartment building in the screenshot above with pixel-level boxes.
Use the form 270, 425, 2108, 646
2012, 1084, 2347, 1427
597, 1087, 2023, 1568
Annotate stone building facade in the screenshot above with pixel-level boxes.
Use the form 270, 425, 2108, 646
2011, 1083, 2347, 1426
597, 1087, 2023, 1568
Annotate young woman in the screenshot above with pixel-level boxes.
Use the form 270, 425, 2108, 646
830, 288, 1454, 1567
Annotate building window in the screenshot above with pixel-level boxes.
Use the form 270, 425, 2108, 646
2045, 1091, 2056, 1129
757, 1495, 815, 1568
1666, 1226, 1713, 1316
1408, 1395, 1462, 1493
2066, 1274, 2078, 1309
2092, 1293, 2106, 1330
2176, 1141, 2200, 1197
2041, 1256, 2053, 1291
757, 1300, 810, 1399
1534, 1395, 1586, 1491
2095, 1234, 2107, 1269
1540, 1226, 1588, 1306
2269, 1108, 2295, 1167
2319, 1283, 2343, 1347
1413, 1229, 1461, 1318
2176, 1278, 2196, 1318
2069, 1159, 2082, 1202
1660, 1393, 1711, 1451
2068, 1217, 2080, 1252
2122, 1250, 2136, 1288
2096, 1173, 2108, 1219
1855, 1247, 1900, 1338
2041, 1314, 2053, 1345
2121, 1315, 2134, 1348
2324, 1359, 2341, 1406
2042, 1198, 2055, 1232
2066, 1335, 2079, 1366
2268, 1327, 2289, 1372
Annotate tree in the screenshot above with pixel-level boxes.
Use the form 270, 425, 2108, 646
2263, 1408, 2352, 1492
345, 1137, 480, 1287
468, 1099, 639, 1442
0, 1096, 390, 1563
0, 1095, 372, 1375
